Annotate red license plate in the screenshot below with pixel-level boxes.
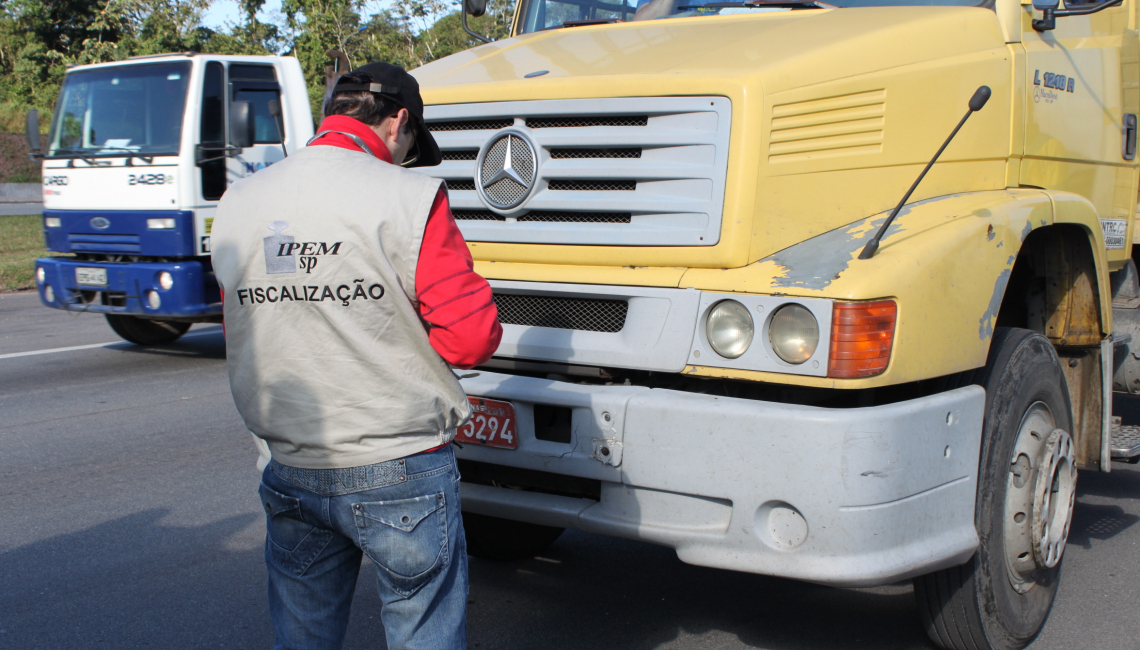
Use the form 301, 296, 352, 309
458, 397, 518, 449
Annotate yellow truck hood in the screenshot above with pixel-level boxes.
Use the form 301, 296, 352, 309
416, 7, 1005, 102
415, 6, 1010, 275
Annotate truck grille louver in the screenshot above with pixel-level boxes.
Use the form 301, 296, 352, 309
769, 89, 886, 164
453, 210, 632, 224
441, 149, 479, 161
427, 119, 513, 132
526, 116, 648, 128
549, 148, 641, 159
423, 97, 731, 246
494, 293, 628, 333
446, 180, 476, 191
548, 180, 636, 191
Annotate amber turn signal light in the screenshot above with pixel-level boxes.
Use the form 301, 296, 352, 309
828, 300, 897, 378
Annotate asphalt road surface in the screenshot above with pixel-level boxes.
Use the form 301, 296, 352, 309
2, 290, 1138, 650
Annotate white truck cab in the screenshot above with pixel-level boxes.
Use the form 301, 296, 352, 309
30, 53, 314, 344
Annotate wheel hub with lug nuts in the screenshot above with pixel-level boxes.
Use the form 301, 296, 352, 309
1004, 402, 1077, 594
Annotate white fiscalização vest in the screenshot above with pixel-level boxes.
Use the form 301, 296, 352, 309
211, 145, 472, 469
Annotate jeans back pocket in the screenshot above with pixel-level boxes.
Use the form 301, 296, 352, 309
259, 482, 334, 577
352, 492, 449, 597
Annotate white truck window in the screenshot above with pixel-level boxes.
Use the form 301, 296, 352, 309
47, 62, 191, 157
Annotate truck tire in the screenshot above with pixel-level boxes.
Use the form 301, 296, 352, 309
463, 512, 564, 560
104, 315, 192, 346
915, 327, 1076, 650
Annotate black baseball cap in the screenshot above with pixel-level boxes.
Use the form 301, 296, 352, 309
332, 62, 441, 167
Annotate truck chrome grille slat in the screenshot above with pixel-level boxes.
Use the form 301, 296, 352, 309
453, 210, 632, 223
453, 210, 501, 221
427, 118, 513, 132
548, 179, 636, 191
549, 148, 641, 159
522, 211, 630, 223
526, 115, 648, 128
441, 149, 479, 161
423, 97, 730, 246
494, 293, 628, 333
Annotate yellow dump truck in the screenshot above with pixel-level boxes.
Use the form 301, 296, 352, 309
411, 0, 1140, 647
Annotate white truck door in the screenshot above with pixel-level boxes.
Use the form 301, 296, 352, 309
227, 63, 288, 188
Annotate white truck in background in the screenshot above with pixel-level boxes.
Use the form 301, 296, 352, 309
27, 53, 314, 344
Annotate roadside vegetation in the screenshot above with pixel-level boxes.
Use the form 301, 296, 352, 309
0, 133, 39, 183
0, 214, 44, 292
0, 0, 513, 126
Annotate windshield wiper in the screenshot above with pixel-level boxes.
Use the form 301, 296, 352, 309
95, 147, 154, 165
47, 148, 154, 165
677, 1, 835, 9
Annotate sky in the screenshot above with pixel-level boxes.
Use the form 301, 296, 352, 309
201, 0, 397, 30
201, 0, 284, 30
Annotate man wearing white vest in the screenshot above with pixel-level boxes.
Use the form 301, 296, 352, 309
212, 62, 502, 650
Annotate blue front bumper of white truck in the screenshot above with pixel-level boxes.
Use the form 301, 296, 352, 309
35, 209, 221, 319
35, 257, 221, 319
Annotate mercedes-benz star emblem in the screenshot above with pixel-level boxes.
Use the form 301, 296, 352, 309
476, 131, 537, 211
90, 217, 111, 230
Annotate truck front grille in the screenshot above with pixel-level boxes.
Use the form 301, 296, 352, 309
68, 233, 141, 253
423, 97, 731, 247
428, 118, 513, 132
548, 179, 636, 191
525, 115, 648, 128
454, 210, 631, 224
441, 149, 478, 161
549, 148, 641, 159
494, 293, 628, 333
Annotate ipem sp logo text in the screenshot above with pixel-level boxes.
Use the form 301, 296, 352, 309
263, 221, 342, 275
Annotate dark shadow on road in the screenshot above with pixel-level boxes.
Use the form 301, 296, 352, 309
346, 530, 928, 650
0, 508, 268, 650
114, 330, 227, 361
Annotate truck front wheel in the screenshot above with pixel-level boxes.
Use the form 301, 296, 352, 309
915, 328, 1076, 650
463, 512, 564, 561
104, 315, 192, 346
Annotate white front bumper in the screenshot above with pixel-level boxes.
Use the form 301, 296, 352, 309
456, 371, 986, 587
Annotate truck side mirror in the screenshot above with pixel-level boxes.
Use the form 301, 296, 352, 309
26, 109, 43, 158
464, 0, 488, 17
230, 101, 254, 150
461, 0, 492, 43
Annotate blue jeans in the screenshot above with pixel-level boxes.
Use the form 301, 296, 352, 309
258, 445, 467, 650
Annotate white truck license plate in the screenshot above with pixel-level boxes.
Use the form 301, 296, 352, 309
76, 267, 108, 286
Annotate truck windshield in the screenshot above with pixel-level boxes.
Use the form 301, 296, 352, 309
47, 62, 191, 158
518, 0, 990, 33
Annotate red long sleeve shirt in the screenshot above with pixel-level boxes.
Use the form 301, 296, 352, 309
310, 115, 502, 369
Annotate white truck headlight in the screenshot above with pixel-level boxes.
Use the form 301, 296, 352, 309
36, 267, 45, 283
147, 218, 176, 229
769, 304, 819, 364
706, 300, 754, 359
158, 271, 174, 290
146, 290, 161, 309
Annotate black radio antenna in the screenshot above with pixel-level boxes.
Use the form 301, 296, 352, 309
859, 85, 991, 260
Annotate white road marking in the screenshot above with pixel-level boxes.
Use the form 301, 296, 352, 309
0, 328, 222, 361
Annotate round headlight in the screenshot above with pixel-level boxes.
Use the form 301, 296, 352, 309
158, 271, 174, 290
44, 285, 55, 304
36, 267, 45, 284
706, 300, 754, 359
769, 304, 819, 364
146, 290, 161, 310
